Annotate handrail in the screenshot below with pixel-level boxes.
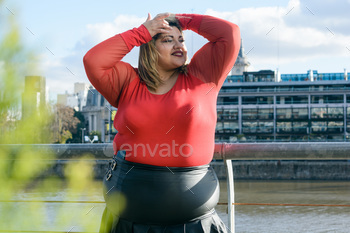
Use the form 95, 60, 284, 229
2, 142, 350, 160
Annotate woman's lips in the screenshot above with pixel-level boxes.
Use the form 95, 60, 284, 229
172, 51, 183, 57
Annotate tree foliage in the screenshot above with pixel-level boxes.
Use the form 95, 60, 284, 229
51, 104, 80, 143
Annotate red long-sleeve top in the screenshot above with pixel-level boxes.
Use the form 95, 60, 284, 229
84, 14, 240, 167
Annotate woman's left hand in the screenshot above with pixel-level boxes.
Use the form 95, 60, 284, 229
143, 13, 173, 37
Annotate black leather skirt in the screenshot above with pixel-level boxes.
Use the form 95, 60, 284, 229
99, 151, 227, 233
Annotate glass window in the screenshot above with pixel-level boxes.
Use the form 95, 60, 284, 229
276, 108, 292, 119
217, 108, 223, 119
216, 122, 224, 132
311, 107, 327, 119
276, 96, 292, 104
242, 109, 258, 120
327, 95, 344, 104
276, 122, 292, 133
222, 96, 238, 105
276, 96, 308, 104
242, 96, 258, 105
222, 109, 238, 120
259, 108, 274, 120
293, 122, 308, 134
346, 121, 350, 133
347, 95, 350, 104
223, 121, 239, 133
258, 121, 274, 133
242, 96, 273, 105
328, 108, 343, 119
328, 121, 344, 133
311, 95, 343, 104
311, 96, 324, 104
311, 121, 327, 133
258, 96, 274, 104
242, 121, 257, 133
293, 108, 308, 120
293, 96, 308, 104
347, 107, 350, 119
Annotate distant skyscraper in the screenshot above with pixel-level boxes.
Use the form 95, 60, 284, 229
22, 76, 46, 119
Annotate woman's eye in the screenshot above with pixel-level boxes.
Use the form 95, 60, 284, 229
162, 39, 173, 43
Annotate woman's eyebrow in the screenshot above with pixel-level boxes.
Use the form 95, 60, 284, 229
161, 35, 184, 39
160, 35, 174, 39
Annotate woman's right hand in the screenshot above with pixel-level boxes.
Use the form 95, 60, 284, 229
143, 13, 173, 37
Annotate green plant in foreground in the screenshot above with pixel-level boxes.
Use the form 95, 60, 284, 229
0, 2, 125, 232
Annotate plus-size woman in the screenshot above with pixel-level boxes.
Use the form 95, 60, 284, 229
84, 12, 240, 233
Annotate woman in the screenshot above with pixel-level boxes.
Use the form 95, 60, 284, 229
84, 12, 240, 233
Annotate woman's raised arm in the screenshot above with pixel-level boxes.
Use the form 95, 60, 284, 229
177, 14, 240, 90
83, 24, 152, 107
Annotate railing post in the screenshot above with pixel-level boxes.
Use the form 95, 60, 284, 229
225, 159, 235, 233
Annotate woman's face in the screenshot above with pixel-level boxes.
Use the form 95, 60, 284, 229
155, 26, 187, 72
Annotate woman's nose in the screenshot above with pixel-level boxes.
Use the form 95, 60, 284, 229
174, 40, 184, 49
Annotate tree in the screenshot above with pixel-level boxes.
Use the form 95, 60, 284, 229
51, 104, 80, 143
67, 109, 86, 143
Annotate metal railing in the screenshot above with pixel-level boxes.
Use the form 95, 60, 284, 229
2, 142, 350, 233
214, 142, 350, 232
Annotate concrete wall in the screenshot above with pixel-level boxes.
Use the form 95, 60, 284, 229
2, 144, 350, 180
211, 160, 350, 180
39, 159, 350, 180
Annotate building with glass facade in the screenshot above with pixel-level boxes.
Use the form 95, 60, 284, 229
216, 77, 350, 142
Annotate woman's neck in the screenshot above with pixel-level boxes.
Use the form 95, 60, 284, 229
159, 69, 178, 82
149, 70, 179, 95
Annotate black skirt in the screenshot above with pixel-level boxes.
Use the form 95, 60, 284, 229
100, 151, 227, 233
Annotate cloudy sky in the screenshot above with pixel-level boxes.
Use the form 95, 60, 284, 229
2, 0, 350, 101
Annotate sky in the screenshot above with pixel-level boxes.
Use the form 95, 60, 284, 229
2, 0, 350, 102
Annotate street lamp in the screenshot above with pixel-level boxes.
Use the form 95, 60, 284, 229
80, 128, 86, 143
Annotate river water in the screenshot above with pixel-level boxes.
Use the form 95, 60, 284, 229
1, 180, 350, 233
